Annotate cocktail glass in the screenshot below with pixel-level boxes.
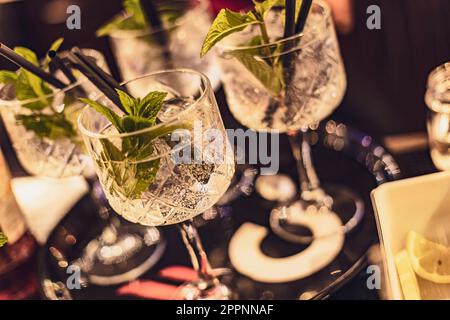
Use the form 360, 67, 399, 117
0, 49, 164, 286
216, 1, 364, 243
79, 69, 236, 299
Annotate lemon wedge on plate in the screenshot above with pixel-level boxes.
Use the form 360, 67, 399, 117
395, 250, 421, 299
407, 231, 450, 284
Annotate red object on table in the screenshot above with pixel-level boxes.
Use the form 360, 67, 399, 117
116, 266, 198, 300
209, 0, 253, 13
0, 152, 38, 300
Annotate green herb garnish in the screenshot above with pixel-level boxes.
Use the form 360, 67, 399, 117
201, 0, 303, 97
0, 38, 77, 140
0, 232, 7, 247
97, 0, 187, 37
82, 90, 190, 199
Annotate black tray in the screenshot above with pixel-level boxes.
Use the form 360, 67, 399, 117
37, 119, 400, 300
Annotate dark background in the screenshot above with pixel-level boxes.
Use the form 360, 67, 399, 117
0, 0, 448, 300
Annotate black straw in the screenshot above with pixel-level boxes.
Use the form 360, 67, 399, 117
283, 0, 296, 39
139, 0, 172, 63
71, 47, 126, 92
0, 42, 66, 89
48, 50, 77, 85
281, 0, 297, 79
282, 0, 314, 72
140, 0, 163, 31
67, 50, 125, 112
295, 0, 313, 34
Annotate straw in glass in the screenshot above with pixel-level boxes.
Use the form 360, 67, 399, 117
295, 0, 313, 35
139, 0, 172, 63
67, 48, 125, 112
48, 50, 77, 85
0, 42, 66, 89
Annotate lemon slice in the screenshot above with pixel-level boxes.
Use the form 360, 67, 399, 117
407, 231, 450, 284
395, 250, 421, 299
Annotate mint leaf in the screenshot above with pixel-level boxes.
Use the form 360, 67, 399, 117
253, 0, 285, 18
133, 159, 160, 195
101, 139, 125, 162
23, 69, 52, 102
254, 0, 303, 19
0, 41, 77, 141
14, 47, 39, 65
247, 35, 264, 46
200, 9, 261, 57
0, 232, 7, 247
202, 0, 304, 95
84, 90, 193, 199
16, 113, 76, 139
16, 71, 49, 110
98, 140, 129, 196
124, 0, 146, 25
14, 47, 53, 110
116, 89, 137, 115
99, 134, 160, 199
0, 70, 18, 84
15, 47, 51, 98
43, 38, 64, 68
48, 38, 65, 52
232, 50, 284, 96
96, 0, 147, 37
122, 115, 154, 131
97, 16, 143, 37
80, 98, 124, 132
138, 91, 167, 118
97, 0, 187, 37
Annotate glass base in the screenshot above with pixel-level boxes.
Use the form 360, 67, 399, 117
176, 269, 235, 300
270, 184, 364, 244
75, 217, 166, 286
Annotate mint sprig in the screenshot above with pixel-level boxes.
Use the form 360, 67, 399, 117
16, 113, 76, 140
0, 38, 77, 140
0, 232, 7, 247
201, 0, 304, 97
231, 50, 284, 96
97, 0, 146, 37
0, 70, 17, 84
82, 89, 190, 199
14, 47, 53, 110
97, 0, 187, 37
200, 9, 261, 58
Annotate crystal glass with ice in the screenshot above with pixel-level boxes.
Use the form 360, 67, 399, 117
216, 1, 363, 243
0, 49, 164, 285
0, 49, 105, 178
79, 70, 235, 299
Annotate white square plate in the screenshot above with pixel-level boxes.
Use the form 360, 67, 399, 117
371, 171, 450, 299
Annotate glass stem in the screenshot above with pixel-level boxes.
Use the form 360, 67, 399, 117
288, 128, 325, 203
178, 220, 218, 285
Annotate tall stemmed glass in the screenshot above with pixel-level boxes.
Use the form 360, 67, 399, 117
217, 1, 363, 243
78, 70, 235, 299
